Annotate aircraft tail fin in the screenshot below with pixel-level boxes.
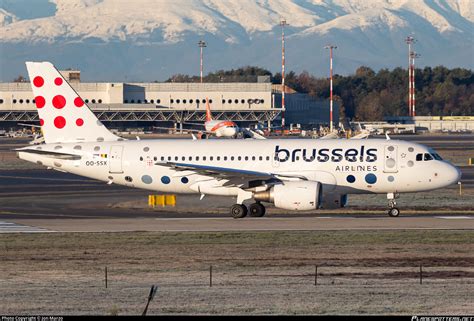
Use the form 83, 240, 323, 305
25, 61, 120, 144
205, 97, 212, 122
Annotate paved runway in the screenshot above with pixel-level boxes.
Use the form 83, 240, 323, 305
4, 215, 474, 233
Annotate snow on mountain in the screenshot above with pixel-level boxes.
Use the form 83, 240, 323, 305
0, 0, 472, 81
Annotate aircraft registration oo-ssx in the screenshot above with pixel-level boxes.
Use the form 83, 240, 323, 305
17, 62, 461, 218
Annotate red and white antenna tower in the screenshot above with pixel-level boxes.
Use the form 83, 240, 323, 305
279, 18, 289, 129
405, 35, 415, 116
410, 51, 420, 117
324, 44, 337, 132
198, 40, 207, 83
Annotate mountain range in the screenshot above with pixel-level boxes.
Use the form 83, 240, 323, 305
0, 0, 472, 82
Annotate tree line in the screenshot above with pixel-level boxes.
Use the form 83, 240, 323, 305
166, 65, 473, 121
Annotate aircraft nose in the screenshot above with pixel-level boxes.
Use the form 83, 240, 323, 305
445, 163, 462, 186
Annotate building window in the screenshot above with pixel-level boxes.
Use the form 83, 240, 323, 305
124, 100, 128, 103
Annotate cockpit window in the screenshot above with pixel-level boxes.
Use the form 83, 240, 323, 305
424, 153, 433, 161
432, 153, 443, 160
416, 153, 423, 161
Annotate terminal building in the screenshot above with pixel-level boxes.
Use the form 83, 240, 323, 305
0, 70, 337, 130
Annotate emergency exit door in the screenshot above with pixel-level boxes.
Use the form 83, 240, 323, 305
109, 145, 124, 173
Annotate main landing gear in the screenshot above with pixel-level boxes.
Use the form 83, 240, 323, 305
230, 203, 266, 219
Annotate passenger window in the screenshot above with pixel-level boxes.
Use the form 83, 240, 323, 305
416, 154, 423, 161
175, 156, 178, 161
196, 156, 200, 161
252, 156, 256, 161
266, 156, 270, 161
203, 156, 207, 161
161, 156, 165, 161
224, 156, 227, 161
259, 156, 263, 161
238, 156, 242, 161
245, 156, 248, 161
182, 156, 185, 161
424, 153, 433, 161
189, 156, 192, 161
231, 156, 234, 161
210, 156, 213, 161
217, 156, 220, 161
168, 156, 171, 161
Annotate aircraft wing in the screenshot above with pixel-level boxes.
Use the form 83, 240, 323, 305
156, 162, 307, 181
242, 128, 266, 140
153, 126, 204, 133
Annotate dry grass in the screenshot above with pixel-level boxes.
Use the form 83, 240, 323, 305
1, 230, 473, 315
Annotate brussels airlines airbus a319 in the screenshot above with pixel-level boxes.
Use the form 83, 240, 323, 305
17, 62, 461, 218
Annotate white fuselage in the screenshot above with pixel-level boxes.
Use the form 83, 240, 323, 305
18, 139, 460, 199
204, 120, 238, 137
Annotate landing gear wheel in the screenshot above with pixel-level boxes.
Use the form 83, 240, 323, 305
249, 203, 266, 217
231, 204, 248, 219
388, 207, 400, 217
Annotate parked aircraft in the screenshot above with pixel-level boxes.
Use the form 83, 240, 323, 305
17, 62, 461, 218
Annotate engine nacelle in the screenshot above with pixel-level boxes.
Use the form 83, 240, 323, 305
320, 194, 348, 209
254, 181, 322, 211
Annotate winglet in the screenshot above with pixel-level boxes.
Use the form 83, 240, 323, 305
385, 133, 391, 140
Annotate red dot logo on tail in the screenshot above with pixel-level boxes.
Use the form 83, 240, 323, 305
54, 116, 66, 129
76, 118, 84, 127
54, 77, 63, 86
35, 96, 45, 108
39, 119, 44, 126
74, 97, 84, 107
52, 95, 66, 109
33, 76, 44, 87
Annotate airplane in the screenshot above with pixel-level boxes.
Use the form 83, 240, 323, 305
154, 98, 265, 139
17, 61, 461, 218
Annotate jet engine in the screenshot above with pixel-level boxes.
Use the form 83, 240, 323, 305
253, 181, 322, 211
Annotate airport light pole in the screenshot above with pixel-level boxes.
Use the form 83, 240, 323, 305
405, 35, 416, 116
279, 18, 289, 130
324, 44, 337, 133
198, 40, 207, 83
410, 51, 420, 117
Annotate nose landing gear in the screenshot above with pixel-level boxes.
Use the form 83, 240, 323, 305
388, 200, 400, 217
387, 193, 400, 217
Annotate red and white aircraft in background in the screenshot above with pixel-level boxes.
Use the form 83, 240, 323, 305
200, 98, 239, 138
158, 99, 265, 139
